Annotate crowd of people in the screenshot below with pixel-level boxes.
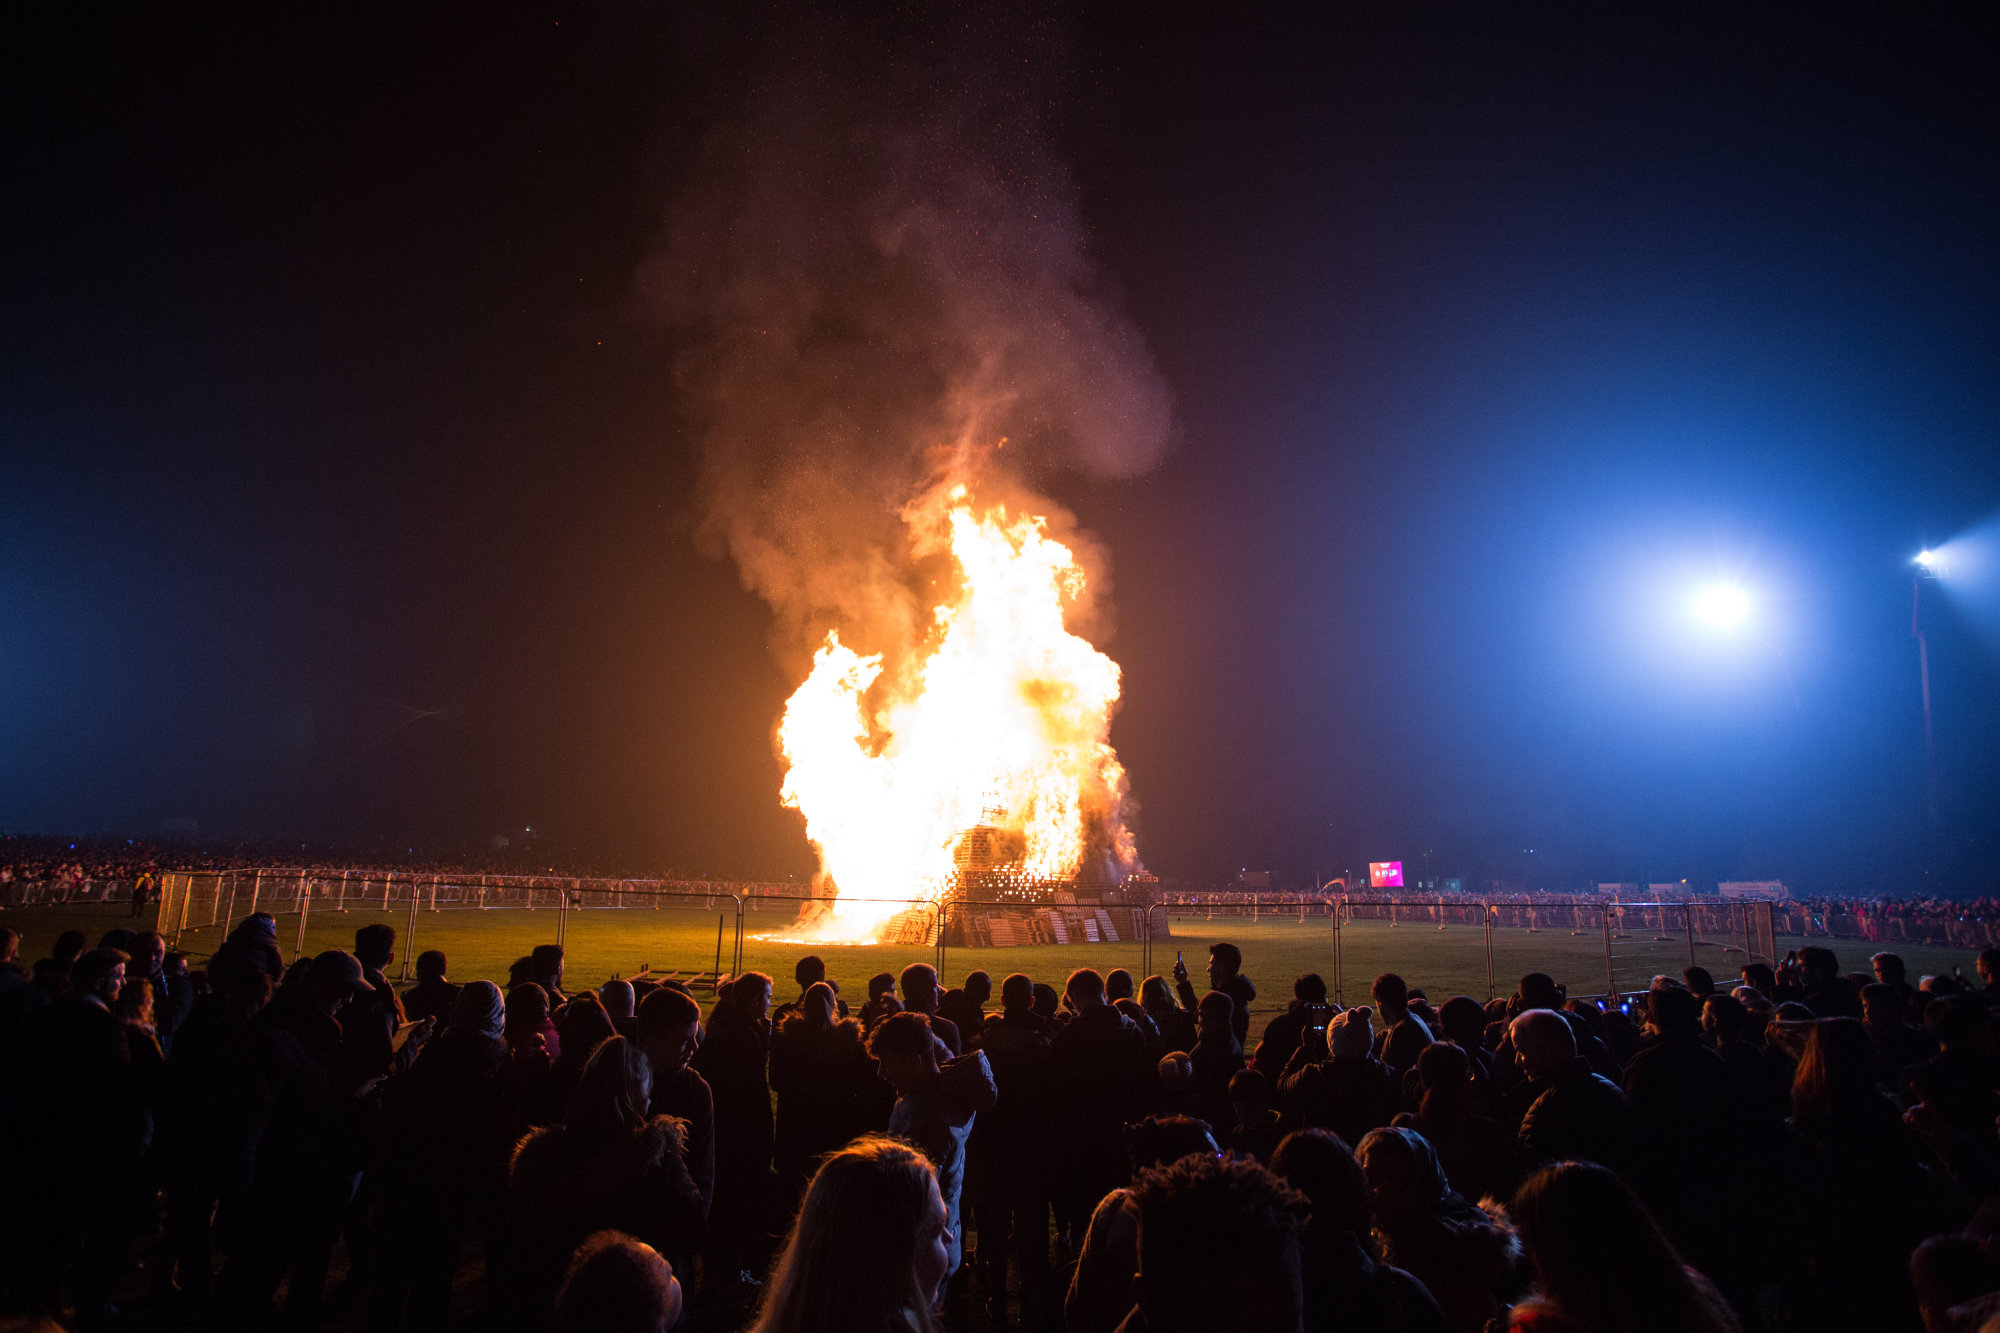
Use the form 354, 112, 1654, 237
9, 918, 2000, 1333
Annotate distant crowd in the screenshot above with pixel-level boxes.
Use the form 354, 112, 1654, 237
12, 914, 2000, 1330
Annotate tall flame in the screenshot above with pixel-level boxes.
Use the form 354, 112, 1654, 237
777, 480, 1137, 941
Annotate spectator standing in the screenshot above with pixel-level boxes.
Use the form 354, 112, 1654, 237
1270, 1129, 1447, 1333
693, 970, 776, 1287
1393, 1042, 1517, 1203
1368, 973, 1435, 1077
552, 1231, 684, 1333
1508, 1010, 1631, 1171
1123, 1152, 1309, 1333
869, 1011, 997, 1293
1356, 1127, 1517, 1333
771, 954, 848, 1025
401, 950, 461, 1029
899, 963, 962, 1055
769, 980, 872, 1204
1175, 942, 1255, 1048
938, 969, 992, 1048
971, 972, 1056, 1325
1280, 1006, 1398, 1148
1255, 974, 1330, 1079
638, 985, 715, 1218
208, 912, 283, 990
1189, 990, 1246, 1135
1046, 968, 1154, 1245
1141, 974, 1197, 1051
128, 929, 192, 1053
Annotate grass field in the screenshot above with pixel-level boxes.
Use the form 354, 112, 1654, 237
9, 900, 1978, 1025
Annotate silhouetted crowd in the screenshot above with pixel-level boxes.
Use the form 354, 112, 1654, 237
12, 922, 2000, 1333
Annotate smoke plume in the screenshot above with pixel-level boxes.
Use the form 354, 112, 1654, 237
639, 10, 1173, 677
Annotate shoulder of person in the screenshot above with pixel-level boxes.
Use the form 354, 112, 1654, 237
637, 1113, 690, 1161
508, 1122, 566, 1185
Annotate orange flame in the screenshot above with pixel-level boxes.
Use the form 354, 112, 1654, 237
776, 481, 1138, 942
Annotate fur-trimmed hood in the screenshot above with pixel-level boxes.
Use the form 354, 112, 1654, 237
508, 1113, 689, 1199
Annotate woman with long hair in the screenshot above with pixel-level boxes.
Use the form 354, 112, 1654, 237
1506, 1160, 1738, 1333
751, 1136, 953, 1333
1272, 1128, 1446, 1333
504, 1036, 704, 1331
768, 980, 872, 1205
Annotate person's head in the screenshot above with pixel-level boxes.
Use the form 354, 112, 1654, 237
1355, 1126, 1452, 1229
1327, 1005, 1373, 1060
415, 950, 448, 983
1000, 973, 1034, 1011
564, 1035, 653, 1141
794, 955, 827, 991
1372, 972, 1409, 1014
1030, 983, 1059, 1020
130, 930, 166, 977
731, 971, 774, 1022
1128, 1152, 1307, 1333
1978, 948, 2000, 988
222, 969, 273, 1026
231, 913, 277, 944
799, 981, 837, 1028
961, 970, 989, 1005
867, 972, 898, 1001
1792, 1016, 1878, 1123
553, 1231, 682, 1333
1293, 973, 1329, 1007
1516, 972, 1564, 1012
753, 1137, 950, 1333
636, 985, 702, 1074
1197, 990, 1235, 1041
1741, 961, 1777, 995
1271, 1129, 1372, 1242
507, 981, 553, 1033
98, 928, 134, 953
1439, 995, 1487, 1049
451, 980, 505, 1040
1645, 984, 1702, 1037
898, 963, 939, 1014
530, 943, 566, 989
1798, 945, 1840, 984
1140, 975, 1176, 1010
116, 975, 155, 1030
1510, 1161, 1716, 1333
1509, 1009, 1577, 1080
1207, 942, 1243, 989
1871, 952, 1908, 987
0, 926, 17, 964
1860, 982, 1904, 1027
559, 992, 617, 1061
354, 923, 396, 972
1931, 994, 1994, 1055
1065, 968, 1107, 1011
1105, 969, 1136, 1002
1702, 993, 1749, 1043
304, 949, 374, 1015
1229, 1067, 1273, 1122
1413, 1039, 1472, 1110
1682, 966, 1715, 999
599, 978, 635, 1020
52, 929, 87, 965
867, 1011, 938, 1094
1125, 1114, 1221, 1171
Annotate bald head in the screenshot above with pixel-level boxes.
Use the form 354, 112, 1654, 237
1510, 1009, 1577, 1080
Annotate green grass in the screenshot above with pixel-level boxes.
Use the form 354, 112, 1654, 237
7, 901, 1976, 1026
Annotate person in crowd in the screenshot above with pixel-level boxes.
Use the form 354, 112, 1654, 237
1369, 973, 1435, 1076
1030, 982, 1062, 1024
937, 969, 992, 1047
551, 991, 619, 1109
1681, 966, 1716, 1001
1229, 1067, 1284, 1162
1906, 994, 1999, 1148
772, 954, 848, 1025
1140, 973, 1196, 1051
1976, 947, 2000, 1009
1255, 973, 1329, 1079
10, 947, 144, 1325
638, 985, 715, 1218
869, 1010, 996, 1295
1508, 1010, 1630, 1171
1280, 1005, 1399, 1147
505, 1035, 705, 1325
1270, 1128, 1447, 1333
600, 978, 639, 1039
970, 971, 1055, 1326
1123, 1151, 1309, 1333
1189, 989, 1246, 1134
0, 925, 34, 1023
693, 969, 776, 1287
860, 971, 901, 1028
1394, 1040, 1517, 1203
217, 949, 386, 1329
526, 943, 568, 1002
1357, 1126, 1518, 1333
354, 922, 409, 1025
1046, 968, 1155, 1245
898, 963, 961, 1055
749, 1137, 955, 1333
1435, 996, 1495, 1089
30, 927, 88, 1000
769, 979, 872, 1204
1794, 945, 1863, 1018
1863, 980, 1936, 1089
552, 1231, 684, 1333
208, 912, 283, 989
1506, 1160, 1740, 1333
1174, 942, 1255, 1047
369, 980, 510, 1332
1702, 992, 1790, 1129
1067, 1116, 1224, 1333
1873, 950, 1916, 1004
1106, 968, 1161, 1049
401, 950, 461, 1029
128, 929, 193, 1053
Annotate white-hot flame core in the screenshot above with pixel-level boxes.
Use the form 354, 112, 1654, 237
777, 486, 1135, 941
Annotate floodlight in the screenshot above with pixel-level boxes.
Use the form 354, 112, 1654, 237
1692, 583, 1750, 630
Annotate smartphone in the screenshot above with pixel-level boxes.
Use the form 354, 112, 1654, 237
1176, 950, 1184, 971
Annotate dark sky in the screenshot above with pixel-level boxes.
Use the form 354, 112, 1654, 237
6, 3, 1999, 893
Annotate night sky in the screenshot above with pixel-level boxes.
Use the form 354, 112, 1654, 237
7, 3, 1999, 894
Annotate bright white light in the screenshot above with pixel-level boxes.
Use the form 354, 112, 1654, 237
1917, 549, 1938, 567
1692, 583, 1751, 631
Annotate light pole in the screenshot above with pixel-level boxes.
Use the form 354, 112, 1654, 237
1913, 550, 1945, 828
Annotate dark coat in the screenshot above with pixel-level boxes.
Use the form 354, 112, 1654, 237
649, 1066, 715, 1218
1280, 1050, 1399, 1147
768, 1016, 872, 1181
1517, 1059, 1632, 1171
1046, 1005, 1154, 1210
209, 919, 285, 989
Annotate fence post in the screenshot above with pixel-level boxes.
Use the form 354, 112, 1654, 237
383, 871, 394, 911
221, 874, 237, 936
400, 877, 420, 982
1683, 904, 1698, 969
430, 875, 440, 913
1602, 906, 1617, 999
712, 914, 725, 986
558, 883, 571, 949
337, 870, 348, 913
1484, 902, 1496, 1000
732, 894, 745, 979
935, 901, 949, 978
295, 876, 313, 961
174, 872, 194, 945
1332, 897, 1344, 1005
249, 870, 263, 915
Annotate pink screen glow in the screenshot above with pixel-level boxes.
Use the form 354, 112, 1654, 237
1369, 861, 1404, 888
